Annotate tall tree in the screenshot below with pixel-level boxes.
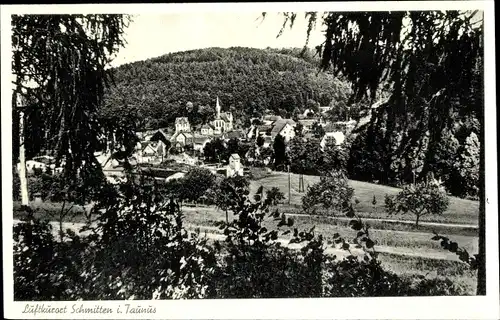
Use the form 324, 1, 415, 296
12, 14, 131, 202
272, 134, 287, 170
275, 10, 485, 294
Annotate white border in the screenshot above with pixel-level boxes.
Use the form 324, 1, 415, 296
2, 2, 498, 320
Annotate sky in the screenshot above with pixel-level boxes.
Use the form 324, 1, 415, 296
110, 12, 326, 67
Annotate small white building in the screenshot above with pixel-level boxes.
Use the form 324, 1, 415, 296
226, 153, 243, 177
320, 132, 345, 150
270, 119, 296, 142
175, 117, 191, 133
200, 124, 215, 136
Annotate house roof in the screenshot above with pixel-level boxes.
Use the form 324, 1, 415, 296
226, 130, 245, 139
264, 115, 282, 122
271, 119, 296, 137
298, 119, 317, 127
150, 129, 172, 143
230, 153, 240, 160
201, 123, 215, 130
322, 131, 345, 146
193, 136, 211, 144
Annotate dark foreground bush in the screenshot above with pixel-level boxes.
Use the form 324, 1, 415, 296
214, 242, 322, 298
323, 257, 468, 297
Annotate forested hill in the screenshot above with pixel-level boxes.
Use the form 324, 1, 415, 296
101, 47, 352, 130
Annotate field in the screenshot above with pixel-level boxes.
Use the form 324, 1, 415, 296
249, 170, 479, 225
12, 170, 480, 294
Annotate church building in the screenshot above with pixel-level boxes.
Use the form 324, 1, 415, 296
211, 97, 233, 134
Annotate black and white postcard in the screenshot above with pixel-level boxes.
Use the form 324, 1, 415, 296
1, 2, 498, 319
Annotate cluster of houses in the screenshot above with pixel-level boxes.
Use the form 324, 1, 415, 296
132, 97, 357, 166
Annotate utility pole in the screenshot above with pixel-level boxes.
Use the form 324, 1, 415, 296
288, 164, 291, 205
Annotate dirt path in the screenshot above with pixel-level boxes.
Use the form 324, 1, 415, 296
12, 219, 464, 262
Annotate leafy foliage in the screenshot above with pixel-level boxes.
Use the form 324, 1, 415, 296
272, 134, 287, 170
178, 168, 216, 203
12, 14, 131, 180
385, 182, 450, 227
265, 187, 286, 205
302, 170, 354, 216
287, 137, 324, 175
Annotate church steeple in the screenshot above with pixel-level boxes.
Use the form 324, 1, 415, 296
216, 96, 221, 119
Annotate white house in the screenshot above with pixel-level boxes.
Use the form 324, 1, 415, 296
193, 135, 211, 152
270, 119, 296, 142
171, 132, 193, 148
320, 131, 345, 150
226, 153, 243, 177
200, 123, 215, 136
175, 117, 191, 133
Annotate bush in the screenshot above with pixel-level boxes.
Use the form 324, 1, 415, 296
13, 173, 467, 300
215, 242, 322, 298
302, 170, 354, 215
322, 256, 467, 297
13, 209, 88, 300
14, 178, 219, 300
323, 257, 406, 297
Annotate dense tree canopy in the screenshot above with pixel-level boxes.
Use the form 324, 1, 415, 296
101, 47, 353, 129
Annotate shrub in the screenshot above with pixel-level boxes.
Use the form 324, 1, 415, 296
13, 208, 88, 300
215, 242, 322, 298
302, 170, 354, 216
14, 178, 219, 300
323, 256, 467, 297
323, 257, 406, 297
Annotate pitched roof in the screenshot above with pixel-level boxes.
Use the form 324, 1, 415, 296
271, 119, 296, 137
150, 129, 172, 143
230, 153, 240, 160
220, 114, 231, 122
226, 130, 245, 139
264, 115, 282, 122
201, 123, 214, 130
298, 119, 317, 127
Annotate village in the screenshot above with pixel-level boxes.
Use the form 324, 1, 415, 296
85, 97, 358, 183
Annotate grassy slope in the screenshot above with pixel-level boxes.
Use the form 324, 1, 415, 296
249, 170, 479, 225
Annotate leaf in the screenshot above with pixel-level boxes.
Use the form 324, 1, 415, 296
365, 238, 375, 249
287, 217, 294, 227
356, 231, 365, 238
282, 230, 291, 235
341, 242, 350, 250
345, 206, 356, 218
449, 242, 458, 253
349, 220, 362, 231
333, 232, 340, 239
270, 231, 278, 240
431, 235, 441, 240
